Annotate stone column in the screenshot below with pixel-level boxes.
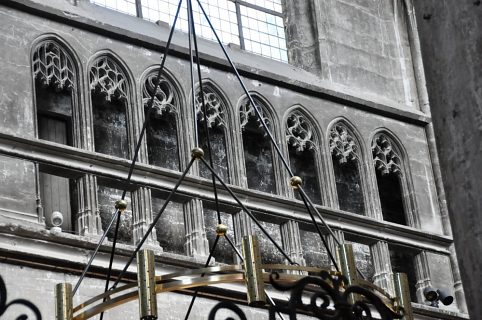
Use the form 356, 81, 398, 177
76, 174, 102, 236
132, 187, 159, 247
413, 251, 431, 303
184, 198, 209, 258
371, 241, 395, 296
280, 220, 306, 267
233, 210, 254, 264
449, 244, 467, 313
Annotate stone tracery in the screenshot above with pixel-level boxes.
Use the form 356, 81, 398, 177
195, 87, 226, 128
143, 73, 177, 116
33, 40, 75, 91
372, 134, 402, 176
239, 97, 271, 131
329, 123, 359, 164
90, 56, 128, 102
286, 111, 317, 152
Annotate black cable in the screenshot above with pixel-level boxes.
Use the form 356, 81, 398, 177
188, 0, 223, 225
111, 157, 195, 289
199, 157, 294, 265
184, 235, 220, 320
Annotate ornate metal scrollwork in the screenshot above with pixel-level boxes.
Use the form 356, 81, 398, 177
33, 40, 75, 91
143, 73, 178, 116
196, 87, 227, 128
372, 134, 402, 176
90, 56, 128, 102
286, 111, 318, 152
330, 124, 359, 164
208, 301, 247, 320
239, 97, 271, 132
267, 271, 403, 320
0, 275, 42, 320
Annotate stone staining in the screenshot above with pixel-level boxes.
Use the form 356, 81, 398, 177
349, 242, 375, 283
252, 219, 284, 264
152, 196, 185, 255
299, 229, 331, 270
240, 98, 276, 193
143, 73, 180, 171
97, 184, 133, 244
203, 208, 235, 264
330, 124, 365, 214
286, 112, 322, 204
90, 57, 129, 159
372, 134, 406, 225
33, 40, 75, 146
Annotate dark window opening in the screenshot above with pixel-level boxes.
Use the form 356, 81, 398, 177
147, 111, 180, 171
333, 157, 365, 214
203, 207, 235, 264
198, 123, 230, 182
289, 147, 322, 204
242, 115, 276, 193
92, 93, 129, 159
389, 245, 418, 302
39, 170, 77, 233
97, 181, 133, 244
35, 81, 73, 146
151, 193, 185, 255
376, 170, 406, 225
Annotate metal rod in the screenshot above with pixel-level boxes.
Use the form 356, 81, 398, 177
199, 157, 294, 265
298, 190, 339, 272
99, 210, 122, 320
189, 0, 223, 225
72, 208, 120, 295
111, 157, 195, 289
184, 235, 220, 320
187, 0, 198, 145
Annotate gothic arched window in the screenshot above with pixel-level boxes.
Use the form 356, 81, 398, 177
33, 39, 77, 146
196, 84, 230, 182
329, 123, 365, 214
372, 133, 407, 225
90, 56, 130, 159
286, 110, 322, 204
142, 71, 180, 171
239, 96, 276, 193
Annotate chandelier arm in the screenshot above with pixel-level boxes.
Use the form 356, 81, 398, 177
199, 157, 294, 265
111, 157, 196, 290
297, 189, 340, 272
189, 0, 223, 225
72, 208, 120, 295
224, 234, 286, 320
184, 235, 220, 320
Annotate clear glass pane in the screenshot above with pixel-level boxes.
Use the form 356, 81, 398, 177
91, 0, 137, 15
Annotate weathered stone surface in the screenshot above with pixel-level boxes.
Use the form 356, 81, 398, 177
414, 0, 482, 317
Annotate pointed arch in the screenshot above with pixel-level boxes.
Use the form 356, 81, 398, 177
141, 66, 183, 171
284, 106, 323, 204
88, 51, 133, 159
328, 118, 366, 215
370, 128, 418, 226
195, 79, 232, 182
238, 92, 278, 194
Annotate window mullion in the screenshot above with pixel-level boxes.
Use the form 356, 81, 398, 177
234, 1, 246, 49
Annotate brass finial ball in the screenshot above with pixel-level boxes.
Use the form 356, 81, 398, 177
191, 147, 205, 159
115, 199, 128, 212
216, 223, 228, 236
290, 176, 302, 189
